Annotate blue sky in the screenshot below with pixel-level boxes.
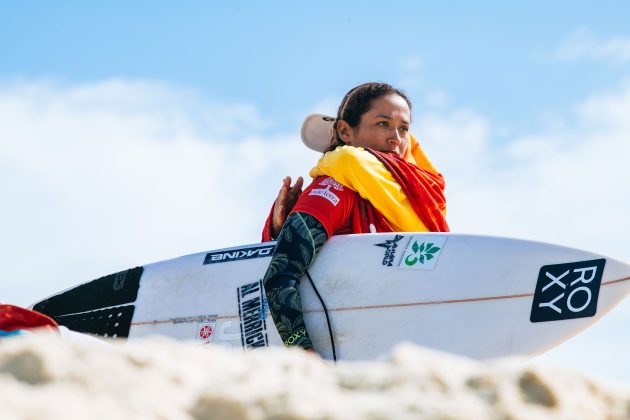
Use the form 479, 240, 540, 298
3, 1, 630, 132
1, 2, 629, 383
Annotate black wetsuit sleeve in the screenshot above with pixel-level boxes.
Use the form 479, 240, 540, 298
262, 211, 328, 349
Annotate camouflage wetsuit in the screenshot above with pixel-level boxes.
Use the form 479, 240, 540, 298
262, 212, 327, 349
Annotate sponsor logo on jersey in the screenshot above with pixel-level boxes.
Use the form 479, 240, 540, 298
376, 235, 447, 270
308, 185, 340, 206
319, 177, 344, 191
237, 280, 268, 349
204, 245, 275, 265
306, 177, 344, 206
530, 259, 605, 322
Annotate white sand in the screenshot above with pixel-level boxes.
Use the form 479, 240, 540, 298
0, 333, 628, 420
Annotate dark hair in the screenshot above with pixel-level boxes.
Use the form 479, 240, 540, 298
328, 82, 412, 152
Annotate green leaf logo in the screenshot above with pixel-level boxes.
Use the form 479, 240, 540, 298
404, 241, 441, 266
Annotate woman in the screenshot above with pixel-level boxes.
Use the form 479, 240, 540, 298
262, 82, 449, 352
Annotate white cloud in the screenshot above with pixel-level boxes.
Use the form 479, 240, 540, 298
557, 29, 630, 63
399, 56, 423, 73
415, 108, 491, 177
0, 80, 316, 306
309, 96, 340, 117
422, 90, 451, 109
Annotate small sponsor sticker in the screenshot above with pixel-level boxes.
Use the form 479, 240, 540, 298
196, 321, 216, 344
530, 259, 605, 323
399, 236, 447, 270
237, 280, 268, 349
204, 244, 275, 265
375, 235, 405, 266
376, 235, 447, 270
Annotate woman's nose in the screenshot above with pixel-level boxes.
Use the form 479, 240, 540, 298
387, 130, 402, 145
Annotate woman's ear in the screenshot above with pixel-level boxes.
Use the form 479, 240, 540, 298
336, 120, 352, 144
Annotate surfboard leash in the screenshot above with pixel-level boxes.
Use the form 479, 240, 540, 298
305, 269, 337, 362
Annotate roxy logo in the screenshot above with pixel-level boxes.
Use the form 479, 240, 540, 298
284, 329, 307, 346
530, 259, 605, 323
204, 245, 275, 265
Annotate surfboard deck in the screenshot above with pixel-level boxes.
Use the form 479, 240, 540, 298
31, 233, 630, 360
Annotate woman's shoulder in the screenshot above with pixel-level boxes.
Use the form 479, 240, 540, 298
322, 145, 379, 165
310, 145, 388, 181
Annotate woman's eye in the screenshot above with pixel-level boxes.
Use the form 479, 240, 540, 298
399, 126, 409, 133
376, 121, 388, 127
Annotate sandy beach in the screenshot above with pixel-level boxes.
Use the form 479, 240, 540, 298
1, 333, 628, 419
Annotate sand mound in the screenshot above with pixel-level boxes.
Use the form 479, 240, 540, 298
0, 333, 628, 419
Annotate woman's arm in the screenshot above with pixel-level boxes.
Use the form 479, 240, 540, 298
262, 211, 327, 349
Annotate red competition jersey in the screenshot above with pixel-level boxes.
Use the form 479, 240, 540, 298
290, 176, 356, 237
261, 176, 394, 241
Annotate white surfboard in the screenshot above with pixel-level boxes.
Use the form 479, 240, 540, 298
31, 233, 630, 361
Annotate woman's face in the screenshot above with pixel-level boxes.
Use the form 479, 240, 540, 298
339, 94, 411, 156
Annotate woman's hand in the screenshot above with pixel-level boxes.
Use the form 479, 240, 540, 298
271, 176, 304, 238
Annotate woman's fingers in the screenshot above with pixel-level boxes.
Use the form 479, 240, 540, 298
272, 177, 292, 237
271, 176, 304, 237
289, 176, 304, 198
